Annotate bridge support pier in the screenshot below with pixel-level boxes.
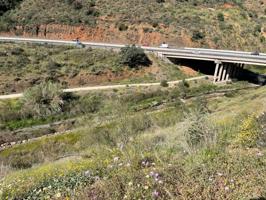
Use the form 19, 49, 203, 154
221, 64, 227, 82
213, 61, 221, 83
214, 61, 230, 83
213, 62, 245, 83
225, 63, 231, 82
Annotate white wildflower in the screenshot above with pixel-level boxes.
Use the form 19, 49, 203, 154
113, 157, 120, 162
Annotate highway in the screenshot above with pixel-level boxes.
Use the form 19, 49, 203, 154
0, 36, 266, 66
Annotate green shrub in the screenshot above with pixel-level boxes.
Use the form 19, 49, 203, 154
10, 47, 24, 55
254, 24, 262, 35
86, 7, 99, 16
76, 94, 102, 114
73, 0, 83, 9
191, 97, 209, 114
10, 156, 33, 169
217, 12, 224, 22
115, 113, 153, 147
16, 55, 31, 68
118, 23, 128, 31
21, 81, 64, 118
0, 0, 22, 15
143, 27, 152, 33
152, 21, 159, 28
192, 30, 205, 41
120, 45, 151, 68
178, 79, 190, 98
183, 111, 217, 153
160, 80, 169, 87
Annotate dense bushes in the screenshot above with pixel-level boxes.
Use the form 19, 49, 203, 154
21, 82, 64, 118
183, 107, 216, 153
0, 0, 22, 15
120, 45, 151, 68
217, 12, 224, 21
160, 80, 169, 87
75, 94, 102, 114
0, 0, 99, 27
118, 23, 128, 31
7, 82, 102, 119
192, 30, 205, 41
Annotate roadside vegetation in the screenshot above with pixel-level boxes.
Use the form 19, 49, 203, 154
120, 45, 151, 68
0, 42, 190, 95
0, 78, 265, 199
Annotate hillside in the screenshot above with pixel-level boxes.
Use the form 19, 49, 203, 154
0, 1, 266, 199
0, 79, 266, 199
0, 42, 191, 95
0, 0, 265, 50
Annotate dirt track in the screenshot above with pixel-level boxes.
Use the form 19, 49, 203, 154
0, 76, 212, 100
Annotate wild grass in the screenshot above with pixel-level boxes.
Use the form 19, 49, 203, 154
0, 82, 266, 199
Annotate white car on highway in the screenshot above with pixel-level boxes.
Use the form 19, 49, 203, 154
160, 43, 169, 48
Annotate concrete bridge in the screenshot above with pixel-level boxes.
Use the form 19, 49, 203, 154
157, 48, 266, 84
1, 36, 266, 84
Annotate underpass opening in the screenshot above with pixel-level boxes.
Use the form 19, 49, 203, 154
237, 66, 266, 85
168, 58, 216, 76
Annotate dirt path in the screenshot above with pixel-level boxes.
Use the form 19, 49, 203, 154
0, 76, 212, 100
1, 82, 260, 152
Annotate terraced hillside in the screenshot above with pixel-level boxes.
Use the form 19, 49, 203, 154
0, 0, 265, 50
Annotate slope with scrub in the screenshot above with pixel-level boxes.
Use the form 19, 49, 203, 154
0, 81, 265, 199
0, 0, 265, 51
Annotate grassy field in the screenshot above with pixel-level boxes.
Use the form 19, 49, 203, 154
0, 42, 191, 95
0, 79, 265, 199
